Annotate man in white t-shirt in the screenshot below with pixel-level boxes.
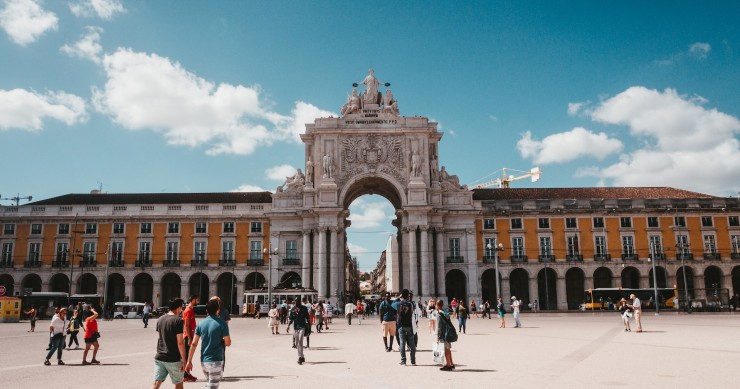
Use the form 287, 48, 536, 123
629, 294, 643, 332
45, 308, 67, 366
344, 301, 356, 325
511, 296, 522, 328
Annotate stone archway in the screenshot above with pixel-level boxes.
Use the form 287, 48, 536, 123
0, 274, 14, 296
133, 273, 153, 303
676, 266, 695, 300
480, 268, 500, 305
509, 268, 529, 306
445, 269, 466, 303
216, 273, 237, 312
21, 273, 42, 295
106, 273, 125, 307
621, 266, 640, 289
189, 273, 209, 303
245, 272, 266, 289
78, 273, 97, 294
704, 266, 723, 290
49, 273, 69, 293
648, 266, 668, 288
537, 267, 557, 310
279, 272, 302, 288
161, 273, 181, 306
593, 267, 613, 288
565, 267, 585, 310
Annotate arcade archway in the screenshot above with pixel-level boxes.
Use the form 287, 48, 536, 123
480, 268, 500, 305
648, 266, 668, 288
189, 273, 209, 303
106, 273, 125, 307
509, 268, 529, 306
676, 266, 695, 299
245, 272, 266, 289
537, 267, 557, 310
21, 273, 41, 295
278, 272, 302, 288
0, 274, 14, 296
703, 266, 722, 290
161, 273, 181, 306
133, 273, 153, 303
565, 267, 585, 310
49, 273, 69, 293
216, 273, 237, 312
78, 273, 97, 294
445, 269, 466, 303
593, 267, 613, 288
733, 266, 740, 296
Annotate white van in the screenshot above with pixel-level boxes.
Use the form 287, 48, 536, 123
114, 302, 145, 319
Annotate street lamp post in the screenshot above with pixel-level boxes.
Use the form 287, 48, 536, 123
103, 243, 111, 319
263, 246, 278, 307
486, 241, 504, 299
674, 209, 691, 314
649, 241, 659, 315
67, 215, 79, 306
198, 252, 204, 302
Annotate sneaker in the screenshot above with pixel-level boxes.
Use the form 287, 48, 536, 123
90, 359, 100, 364
82, 361, 91, 365
58, 360, 65, 365
440, 365, 452, 371
299, 357, 305, 363
183, 375, 197, 382
44, 360, 51, 366
399, 361, 406, 366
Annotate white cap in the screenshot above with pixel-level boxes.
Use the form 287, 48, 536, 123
511, 296, 516, 300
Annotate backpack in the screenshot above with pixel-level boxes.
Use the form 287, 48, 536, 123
398, 301, 413, 327
441, 314, 458, 343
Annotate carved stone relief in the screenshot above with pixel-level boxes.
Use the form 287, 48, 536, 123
339, 133, 406, 187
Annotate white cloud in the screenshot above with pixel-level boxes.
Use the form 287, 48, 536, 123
567, 102, 586, 116
517, 128, 622, 164
69, 0, 124, 20
347, 242, 368, 256
688, 42, 711, 59
60, 26, 103, 64
92, 48, 331, 156
0, 88, 87, 131
581, 86, 740, 196
0, 0, 58, 46
266, 164, 296, 181
231, 184, 268, 193
348, 200, 393, 229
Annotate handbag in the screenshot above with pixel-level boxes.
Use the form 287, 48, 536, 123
432, 342, 445, 365
94, 331, 101, 339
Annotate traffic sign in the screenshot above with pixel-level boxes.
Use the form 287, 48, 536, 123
0, 285, 5, 295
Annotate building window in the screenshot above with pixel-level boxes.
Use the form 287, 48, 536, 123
31, 224, 42, 235
674, 216, 686, 228
595, 236, 607, 256
510, 219, 523, 229
56, 243, 68, 262
448, 238, 460, 258
732, 235, 740, 254
512, 237, 524, 257
223, 222, 235, 233
483, 219, 495, 229
701, 216, 713, 227
538, 218, 550, 229
620, 217, 632, 228
286, 240, 297, 259
621, 236, 634, 255
139, 242, 151, 263
565, 218, 577, 229
140, 223, 152, 234
539, 236, 552, 257
649, 235, 663, 255
83, 242, 96, 262
729, 216, 740, 227
168, 222, 179, 234
195, 222, 207, 234
1, 242, 14, 264
677, 235, 690, 254
85, 223, 97, 234
484, 237, 495, 258
58, 224, 70, 235
223, 241, 235, 262
250, 222, 262, 233
3, 224, 15, 235
194, 241, 207, 262
647, 217, 659, 228
567, 235, 580, 256
249, 241, 261, 260
28, 243, 41, 263
111, 242, 123, 262
113, 223, 125, 234
703, 235, 716, 254
593, 217, 604, 228
166, 241, 179, 263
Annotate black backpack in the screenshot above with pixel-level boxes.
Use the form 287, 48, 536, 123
398, 301, 413, 327
441, 314, 458, 343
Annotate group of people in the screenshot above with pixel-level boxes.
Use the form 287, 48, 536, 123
617, 294, 644, 332
32, 303, 101, 367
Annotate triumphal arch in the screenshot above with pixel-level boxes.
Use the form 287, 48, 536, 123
270, 70, 480, 303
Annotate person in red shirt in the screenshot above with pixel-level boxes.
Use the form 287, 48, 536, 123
82, 307, 100, 365
182, 295, 199, 382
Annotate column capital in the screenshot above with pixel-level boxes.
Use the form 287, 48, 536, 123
403, 226, 413, 233
302, 229, 312, 235
419, 225, 430, 232
465, 228, 475, 235
434, 227, 445, 234
329, 226, 339, 233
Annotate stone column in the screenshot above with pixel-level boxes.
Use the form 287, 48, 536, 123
435, 228, 445, 297
329, 226, 339, 299
125, 278, 134, 302
302, 229, 311, 289
208, 278, 216, 299
180, 280, 188, 301
501, 276, 510, 300
317, 227, 326, 298
528, 275, 539, 310
407, 226, 417, 294
466, 228, 479, 305
420, 226, 430, 298
556, 276, 567, 310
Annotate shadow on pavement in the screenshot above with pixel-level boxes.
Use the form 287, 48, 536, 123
306, 361, 347, 365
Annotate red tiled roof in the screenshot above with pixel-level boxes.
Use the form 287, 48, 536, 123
472, 187, 715, 201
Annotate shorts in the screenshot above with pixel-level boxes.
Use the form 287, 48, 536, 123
84, 337, 97, 344
382, 321, 396, 336
153, 359, 184, 384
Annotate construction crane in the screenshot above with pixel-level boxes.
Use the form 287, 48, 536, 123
471, 167, 542, 189
0, 193, 33, 206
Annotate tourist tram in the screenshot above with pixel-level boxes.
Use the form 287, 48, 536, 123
582, 288, 677, 311
242, 287, 318, 316
20, 292, 104, 319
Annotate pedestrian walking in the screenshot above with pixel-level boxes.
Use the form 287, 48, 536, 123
44, 307, 67, 366
254, 301, 261, 319
268, 304, 280, 334
483, 299, 491, 319
457, 300, 468, 333
24, 304, 37, 332
314, 301, 324, 333
186, 297, 231, 388
143, 302, 152, 328
628, 294, 643, 332
470, 299, 478, 318
290, 296, 311, 365
67, 309, 82, 349
497, 297, 506, 328
618, 298, 633, 332
344, 300, 355, 325
356, 299, 365, 324
324, 301, 332, 329
379, 292, 397, 352
182, 295, 199, 383
153, 298, 186, 389
427, 299, 437, 334
82, 307, 101, 365
511, 296, 522, 328
436, 300, 456, 371
395, 289, 416, 366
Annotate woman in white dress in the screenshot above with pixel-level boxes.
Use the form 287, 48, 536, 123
427, 299, 438, 334
268, 303, 280, 334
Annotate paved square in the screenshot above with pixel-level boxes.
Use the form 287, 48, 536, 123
0, 312, 738, 388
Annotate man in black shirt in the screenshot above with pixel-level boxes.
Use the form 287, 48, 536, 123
153, 298, 186, 389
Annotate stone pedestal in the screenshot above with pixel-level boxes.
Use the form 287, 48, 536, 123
407, 176, 427, 206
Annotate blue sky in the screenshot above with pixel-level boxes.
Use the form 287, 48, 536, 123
1, 1, 739, 271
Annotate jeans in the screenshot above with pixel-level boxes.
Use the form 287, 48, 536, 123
513, 311, 521, 327
201, 360, 224, 388
346, 313, 352, 325
293, 328, 305, 358
46, 334, 65, 360
398, 326, 416, 364
458, 317, 467, 333
143, 313, 150, 327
